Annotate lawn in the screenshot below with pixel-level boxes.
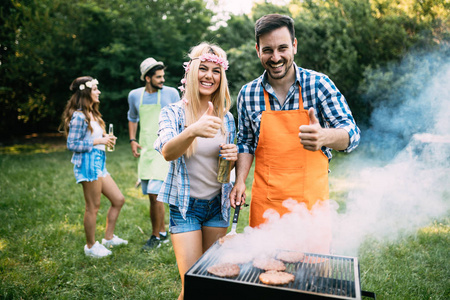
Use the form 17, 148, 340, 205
0, 137, 448, 299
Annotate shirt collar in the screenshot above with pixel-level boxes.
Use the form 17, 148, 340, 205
261, 62, 301, 91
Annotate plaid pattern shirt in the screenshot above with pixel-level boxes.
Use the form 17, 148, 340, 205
67, 111, 94, 167
236, 64, 360, 160
154, 101, 236, 221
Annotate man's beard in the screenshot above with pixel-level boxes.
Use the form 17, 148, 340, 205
151, 81, 163, 90
266, 59, 294, 80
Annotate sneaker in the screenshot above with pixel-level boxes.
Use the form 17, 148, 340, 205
159, 232, 170, 244
142, 235, 161, 251
102, 235, 128, 248
84, 241, 112, 258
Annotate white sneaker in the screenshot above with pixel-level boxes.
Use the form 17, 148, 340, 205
102, 234, 128, 247
84, 241, 112, 258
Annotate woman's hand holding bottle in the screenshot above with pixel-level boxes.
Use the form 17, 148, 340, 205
94, 135, 116, 148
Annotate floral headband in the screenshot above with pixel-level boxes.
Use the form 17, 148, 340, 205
79, 79, 99, 90
179, 53, 229, 94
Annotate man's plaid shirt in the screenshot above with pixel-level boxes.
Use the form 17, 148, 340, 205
236, 64, 360, 160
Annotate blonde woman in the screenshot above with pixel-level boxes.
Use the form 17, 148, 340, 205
154, 43, 237, 299
61, 76, 128, 258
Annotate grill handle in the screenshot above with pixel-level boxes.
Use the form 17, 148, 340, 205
227, 205, 241, 235
232, 205, 241, 224
361, 290, 376, 299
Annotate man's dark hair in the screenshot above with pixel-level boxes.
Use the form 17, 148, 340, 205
255, 14, 295, 47
145, 64, 165, 80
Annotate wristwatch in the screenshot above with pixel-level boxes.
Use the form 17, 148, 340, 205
129, 139, 137, 143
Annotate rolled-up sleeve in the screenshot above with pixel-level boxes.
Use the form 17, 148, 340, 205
224, 112, 236, 143
127, 91, 140, 123
67, 113, 93, 153
318, 77, 360, 152
236, 87, 257, 155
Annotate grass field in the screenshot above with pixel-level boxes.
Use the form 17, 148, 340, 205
0, 136, 448, 299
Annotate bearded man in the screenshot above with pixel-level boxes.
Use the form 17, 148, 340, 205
230, 14, 361, 254
127, 57, 180, 250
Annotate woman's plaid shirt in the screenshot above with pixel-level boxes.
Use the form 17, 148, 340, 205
154, 101, 235, 221
67, 111, 94, 167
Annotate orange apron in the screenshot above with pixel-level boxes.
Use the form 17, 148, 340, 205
250, 86, 331, 252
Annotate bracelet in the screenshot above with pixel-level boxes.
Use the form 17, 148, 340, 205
129, 139, 137, 143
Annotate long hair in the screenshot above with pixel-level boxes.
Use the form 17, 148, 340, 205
60, 76, 104, 137
182, 42, 231, 157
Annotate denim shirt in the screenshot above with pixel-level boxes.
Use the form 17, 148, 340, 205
154, 101, 236, 221
67, 111, 94, 167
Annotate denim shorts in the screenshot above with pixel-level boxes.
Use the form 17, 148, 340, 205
141, 179, 164, 195
74, 148, 110, 183
169, 193, 229, 234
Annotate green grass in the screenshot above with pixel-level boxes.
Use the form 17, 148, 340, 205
0, 141, 448, 299
359, 221, 450, 299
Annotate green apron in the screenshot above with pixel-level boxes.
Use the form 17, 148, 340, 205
137, 89, 168, 180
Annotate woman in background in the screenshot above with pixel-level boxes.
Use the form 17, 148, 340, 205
61, 76, 127, 258
154, 43, 237, 299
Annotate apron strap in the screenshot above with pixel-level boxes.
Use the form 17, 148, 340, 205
139, 89, 161, 107
263, 84, 303, 112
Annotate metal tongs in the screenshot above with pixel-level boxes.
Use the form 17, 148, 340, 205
227, 204, 241, 236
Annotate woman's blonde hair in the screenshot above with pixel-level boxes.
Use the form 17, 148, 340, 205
182, 42, 231, 157
60, 76, 105, 137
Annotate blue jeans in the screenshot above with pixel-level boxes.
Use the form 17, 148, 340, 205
169, 193, 229, 234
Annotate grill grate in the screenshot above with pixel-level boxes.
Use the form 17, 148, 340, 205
185, 242, 363, 299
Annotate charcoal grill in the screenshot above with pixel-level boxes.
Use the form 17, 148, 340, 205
185, 242, 375, 299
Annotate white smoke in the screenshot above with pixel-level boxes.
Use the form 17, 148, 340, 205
220, 48, 450, 259
219, 200, 336, 263
331, 48, 450, 255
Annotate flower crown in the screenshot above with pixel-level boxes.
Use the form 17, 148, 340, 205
178, 53, 229, 94
79, 79, 99, 90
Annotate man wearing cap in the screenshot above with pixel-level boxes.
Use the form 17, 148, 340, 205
128, 57, 180, 250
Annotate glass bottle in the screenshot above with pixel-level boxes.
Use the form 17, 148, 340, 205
217, 132, 232, 183
107, 123, 115, 152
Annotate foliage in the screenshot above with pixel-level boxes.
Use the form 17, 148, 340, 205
206, 14, 263, 97
358, 44, 450, 129
289, 0, 449, 124
1, 0, 212, 138
0, 0, 448, 138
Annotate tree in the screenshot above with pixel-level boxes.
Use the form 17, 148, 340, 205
206, 14, 262, 96
1, 0, 448, 138
289, 0, 448, 125
0, 0, 213, 138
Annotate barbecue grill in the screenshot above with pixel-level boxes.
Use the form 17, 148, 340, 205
185, 242, 376, 299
